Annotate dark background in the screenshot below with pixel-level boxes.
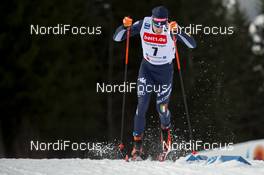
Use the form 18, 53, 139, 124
0, 0, 263, 158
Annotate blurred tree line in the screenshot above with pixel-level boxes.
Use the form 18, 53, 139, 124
0, 0, 263, 158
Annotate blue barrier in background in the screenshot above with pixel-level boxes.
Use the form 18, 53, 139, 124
186, 154, 251, 165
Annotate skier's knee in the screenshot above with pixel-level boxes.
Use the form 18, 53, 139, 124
157, 103, 171, 127
157, 103, 169, 115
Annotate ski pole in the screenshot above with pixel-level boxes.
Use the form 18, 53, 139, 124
173, 35, 193, 142
119, 26, 131, 149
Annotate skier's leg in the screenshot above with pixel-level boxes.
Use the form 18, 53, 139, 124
133, 60, 153, 137
132, 60, 152, 158
154, 62, 173, 130
156, 88, 172, 148
153, 62, 173, 152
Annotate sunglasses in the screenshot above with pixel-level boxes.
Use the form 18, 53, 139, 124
152, 17, 168, 28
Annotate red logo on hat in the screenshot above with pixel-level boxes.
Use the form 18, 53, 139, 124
153, 18, 167, 22
143, 32, 167, 44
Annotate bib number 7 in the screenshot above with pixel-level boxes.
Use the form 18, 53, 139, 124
152, 47, 158, 56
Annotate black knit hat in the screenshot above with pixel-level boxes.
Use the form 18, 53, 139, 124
152, 6, 168, 18
152, 6, 169, 27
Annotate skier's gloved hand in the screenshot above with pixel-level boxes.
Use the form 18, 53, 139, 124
123, 16, 133, 27
169, 21, 178, 32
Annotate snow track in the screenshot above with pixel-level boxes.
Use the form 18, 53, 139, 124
0, 158, 264, 175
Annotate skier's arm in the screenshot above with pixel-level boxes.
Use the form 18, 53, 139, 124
169, 22, 197, 48
176, 30, 197, 48
113, 19, 143, 42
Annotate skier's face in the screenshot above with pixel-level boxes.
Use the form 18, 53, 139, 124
152, 18, 168, 34
152, 24, 164, 34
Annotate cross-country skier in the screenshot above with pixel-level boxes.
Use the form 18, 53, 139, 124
113, 6, 196, 160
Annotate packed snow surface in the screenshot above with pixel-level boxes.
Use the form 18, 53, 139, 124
0, 158, 264, 175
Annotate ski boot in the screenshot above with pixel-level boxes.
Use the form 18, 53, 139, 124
116, 143, 126, 159
131, 135, 143, 161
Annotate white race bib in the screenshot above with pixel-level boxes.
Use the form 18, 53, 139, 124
140, 17, 175, 65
